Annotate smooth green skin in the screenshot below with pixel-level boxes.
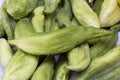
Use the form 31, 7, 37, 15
5, 0, 38, 19
0, 4, 14, 40
2, 49, 39, 80
100, 0, 120, 27
92, 0, 103, 16
71, 0, 100, 28
31, 56, 55, 80
56, 0, 72, 27
0, 38, 13, 67
44, 0, 61, 14
15, 18, 35, 39
90, 34, 116, 60
74, 45, 120, 80
53, 55, 69, 80
32, 7, 45, 32
67, 43, 90, 72
9, 26, 113, 55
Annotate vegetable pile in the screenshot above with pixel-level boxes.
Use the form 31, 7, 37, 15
0, 0, 120, 80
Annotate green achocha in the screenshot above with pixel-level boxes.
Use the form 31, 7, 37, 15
73, 45, 120, 80
9, 26, 113, 55
67, 43, 90, 72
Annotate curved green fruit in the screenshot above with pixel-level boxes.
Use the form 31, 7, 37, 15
100, 0, 120, 27
92, 0, 103, 16
6, 0, 38, 19
67, 43, 90, 71
0, 4, 14, 39
0, 38, 13, 67
15, 18, 35, 39
32, 6, 45, 32
71, 0, 100, 28
31, 56, 55, 80
56, 0, 72, 27
90, 34, 116, 60
53, 55, 69, 80
9, 26, 113, 55
3, 49, 39, 80
44, 0, 60, 14
74, 45, 120, 80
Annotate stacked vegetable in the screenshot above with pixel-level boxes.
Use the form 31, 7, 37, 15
0, 0, 120, 80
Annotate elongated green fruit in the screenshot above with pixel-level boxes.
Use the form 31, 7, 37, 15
0, 4, 14, 39
100, 0, 120, 27
31, 56, 55, 80
15, 18, 35, 39
6, 0, 38, 19
90, 34, 116, 60
67, 43, 90, 71
56, 0, 72, 27
44, 14, 53, 32
92, 0, 103, 16
44, 0, 61, 14
71, 0, 100, 28
32, 7, 45, 32
0, 38, 13, 67
53, 55, 69, 80
9, 26, 113, 55
94, 65, 120, 80
2, 49, 39, 80
74, 45, 120, 80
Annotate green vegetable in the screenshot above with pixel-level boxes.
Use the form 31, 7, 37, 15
73, 45, 120, 80
0, 38, 13, 67
0, 4, 14, 39
44, 0, 61, 14
9, 26, 113, 55
15, 18, 35, 39
2, 49, 39, 80
70, 0, 100, 28
31, 56, 55, 80
92, 0, 103, 16
44, 14, 53, 32
67, 43, 90, 71
90, 34, 116, 60
32, 6, 45, 32
6, 0, 38, 19
100, 0, 120, 27
56, 0, 72, 27
53, 55, 69, 80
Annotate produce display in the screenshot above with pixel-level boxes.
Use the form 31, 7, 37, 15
0, 0, 120, 80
